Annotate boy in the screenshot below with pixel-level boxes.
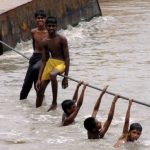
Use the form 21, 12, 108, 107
20, 10, 48, 100
84, 85, 119, 139
114, 100, 142, 148
36, 16, 70, 111
61, 81, 87, 126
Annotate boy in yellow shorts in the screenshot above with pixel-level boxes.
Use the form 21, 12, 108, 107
36, 16, 70, 111
42, 59, 65, 81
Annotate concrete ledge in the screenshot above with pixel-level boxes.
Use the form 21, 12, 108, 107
0, 0, 32, 14
0, 0, 102, 54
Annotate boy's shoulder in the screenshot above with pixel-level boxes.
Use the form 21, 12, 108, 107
56, 33, 67, 41
114, 138, 126, 148
114, 134, 127, 148
119, 133, 128, 141
31, 28, 38, 34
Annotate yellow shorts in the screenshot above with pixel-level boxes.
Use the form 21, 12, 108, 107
41, 58, 65, 81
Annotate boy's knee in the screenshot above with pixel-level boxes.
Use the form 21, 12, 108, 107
37, 87, 45, 97
50, 73, 57, 81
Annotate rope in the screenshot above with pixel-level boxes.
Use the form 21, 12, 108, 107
1, 40, 150, 107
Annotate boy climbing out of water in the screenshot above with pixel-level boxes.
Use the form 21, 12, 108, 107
114, 100, 142, 148
20, 10, 48, 100
84, 85, 119, 139
61, 81, 87, 126
36, 16, 70, 111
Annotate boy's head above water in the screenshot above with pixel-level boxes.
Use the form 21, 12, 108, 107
61, 100, 76, 115
128, 123, 142, 141
84, 117, 102, 132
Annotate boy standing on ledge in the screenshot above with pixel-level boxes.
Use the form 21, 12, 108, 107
20, 10, 48, 100
36, 16, 70, 111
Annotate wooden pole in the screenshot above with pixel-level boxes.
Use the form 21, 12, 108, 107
0, 40, 29, 60
1, 40, 150, 108
59, 75, 150, 108
0, 32, 3, 55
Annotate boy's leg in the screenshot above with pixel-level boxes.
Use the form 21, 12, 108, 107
33, 61, 41, 92
50, 79, 58, 109
20, 65, 34, 100
36, 80, 49, 107
100, 95, 119, 138
47, 69, 59, 111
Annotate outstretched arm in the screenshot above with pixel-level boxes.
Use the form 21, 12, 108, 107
122, 99, 133, 135
76, 82, 88, 108
92, 85, 109, 118
100, 95, 119, 138
114, 99, 133, 148
72, 81, 83, 103
63, 83, 87, 126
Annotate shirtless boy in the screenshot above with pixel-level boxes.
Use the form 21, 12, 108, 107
61, 81, 87, 126
20, 10, 48, 100
36, 16, 70, 111
84, 86, 119, 139
114, 100, 142, 148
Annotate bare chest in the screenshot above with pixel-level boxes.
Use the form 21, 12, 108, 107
47, 39, 62, 52
33, 31, 48, 43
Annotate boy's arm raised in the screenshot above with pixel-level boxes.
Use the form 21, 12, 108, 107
76, 83, 87, 107
122, 99, 133, 135
114, 100, 132, 148
100, 95, 119, 138
92, 85, 109, 118
72, 81, 83, 103
63, 83, 87, 126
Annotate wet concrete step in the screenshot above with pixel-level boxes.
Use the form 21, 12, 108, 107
0, 0, 102, 54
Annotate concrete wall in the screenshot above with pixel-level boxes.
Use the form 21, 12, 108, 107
0, 0, 102, 54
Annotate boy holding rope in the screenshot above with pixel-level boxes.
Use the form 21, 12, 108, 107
61, 81, 87, 126
36, 16, 70, 111
84, 85, 119, 139
114, 100, 142, 148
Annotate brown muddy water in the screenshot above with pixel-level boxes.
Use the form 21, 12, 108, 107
0, 0, 150, 149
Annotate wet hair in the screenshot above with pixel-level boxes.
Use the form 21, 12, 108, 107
34, 10, 46, 18
129, 123, 142, 132
84, 117, 96, 132
61, 100, 74, 114
45, 16, 57, 25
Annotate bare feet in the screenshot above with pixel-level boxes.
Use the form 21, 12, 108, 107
47, 104, 57, 111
